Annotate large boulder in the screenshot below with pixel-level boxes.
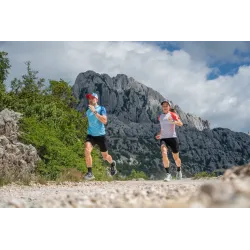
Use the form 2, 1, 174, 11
0, 109, 39, 179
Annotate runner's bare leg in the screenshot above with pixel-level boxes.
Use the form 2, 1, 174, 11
161, 145, 170, 169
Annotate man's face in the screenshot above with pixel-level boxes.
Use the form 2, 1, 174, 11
162, 102, 170, 113
88, 96, 98, 105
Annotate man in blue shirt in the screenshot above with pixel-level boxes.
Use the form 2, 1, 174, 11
84, 93, 117, 180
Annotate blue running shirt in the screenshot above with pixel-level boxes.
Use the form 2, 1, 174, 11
86, 105, 107, 136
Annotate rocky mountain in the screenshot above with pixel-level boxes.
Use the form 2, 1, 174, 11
73, 71, 250, 178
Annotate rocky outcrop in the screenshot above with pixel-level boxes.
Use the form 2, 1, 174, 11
176, 126, 250, 175
0, 109, 39, 179
73, 71, 210, 129
73, 71, 250, 177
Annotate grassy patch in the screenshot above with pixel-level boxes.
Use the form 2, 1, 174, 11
0, 172, 32, 187
56, 168, 83, 183
192, 171, 216, 179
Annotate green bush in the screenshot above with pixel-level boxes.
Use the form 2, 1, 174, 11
126, 169, 148, 180
193, 171, 216, 179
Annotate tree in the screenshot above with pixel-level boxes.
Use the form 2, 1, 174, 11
0, 51, 11, 110
11, 61, 45, 94
0, 51, 11, 87
48, 79, 77, 107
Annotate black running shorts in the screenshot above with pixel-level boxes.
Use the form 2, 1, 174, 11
160, 137, 179, 153
85, 135, 108, 152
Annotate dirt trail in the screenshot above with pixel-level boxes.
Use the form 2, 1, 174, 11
0, 178, 219, 208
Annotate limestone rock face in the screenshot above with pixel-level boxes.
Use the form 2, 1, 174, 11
73, 71, 210, 129
0, 109, 39, 178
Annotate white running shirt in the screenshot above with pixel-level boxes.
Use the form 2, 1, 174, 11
158, 112, 179, 139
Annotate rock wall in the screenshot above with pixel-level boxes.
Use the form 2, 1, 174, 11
0, 109, 39, 178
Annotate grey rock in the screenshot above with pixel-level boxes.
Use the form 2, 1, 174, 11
0, 109, 39, 179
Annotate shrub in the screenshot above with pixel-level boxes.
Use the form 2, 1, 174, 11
193, 171, 216, 179
126, 169, 148, 180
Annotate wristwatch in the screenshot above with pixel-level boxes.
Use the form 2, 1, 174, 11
94, 111, 97, 115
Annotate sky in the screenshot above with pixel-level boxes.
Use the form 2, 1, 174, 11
0, 41, 250, 133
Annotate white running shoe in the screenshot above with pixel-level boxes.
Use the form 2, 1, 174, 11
164, 173, 172, 182
176, 171, 182, 180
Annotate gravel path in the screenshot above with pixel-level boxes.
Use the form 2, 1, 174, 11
0, 179, 218, 208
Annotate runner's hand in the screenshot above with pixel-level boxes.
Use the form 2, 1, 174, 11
155, 134, 161, 140
88, 105, 96, 113
168, 116, 175, 123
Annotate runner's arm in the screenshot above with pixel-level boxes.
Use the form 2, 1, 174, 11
168, 113, 183, 126
155, 131, 161, 139
172, 119, 183, 126
94, 112, 107, 125
94, 106, 108, 125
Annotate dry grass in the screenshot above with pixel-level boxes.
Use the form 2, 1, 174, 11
192, 171, 216, 180
56, 168, 83, 183
0, 171, 32, 187
0, 168, 85, 187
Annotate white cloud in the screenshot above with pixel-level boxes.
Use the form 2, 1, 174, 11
178, 41, 250, 64
1, 41, 250, 133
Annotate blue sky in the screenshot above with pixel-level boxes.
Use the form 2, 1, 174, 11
148, 41, 250, 80
1, 41, 250, 133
